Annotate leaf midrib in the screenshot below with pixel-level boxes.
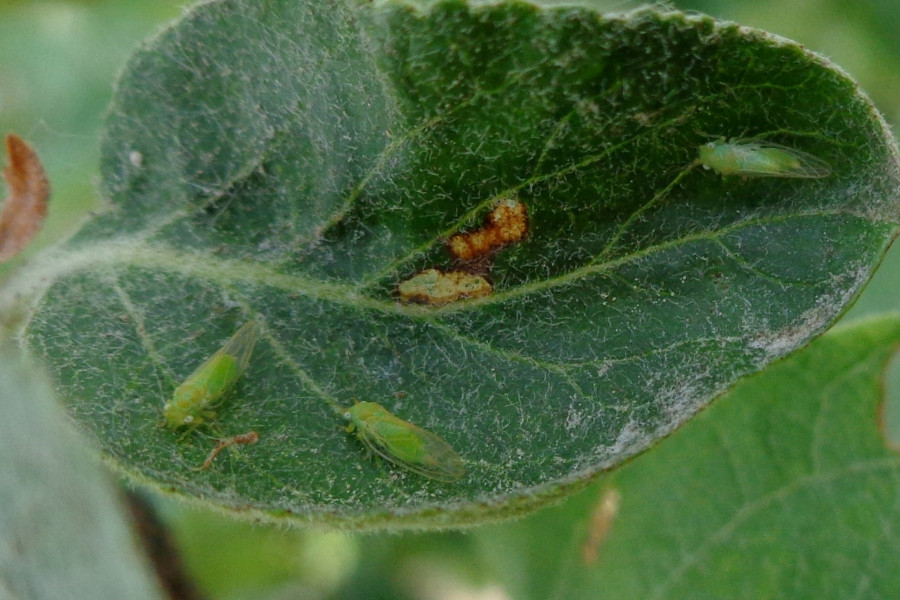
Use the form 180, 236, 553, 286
5, 205, 840, 408
12, 205, 860, 318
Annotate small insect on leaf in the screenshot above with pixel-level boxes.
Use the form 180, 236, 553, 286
163, 321, 260, 429
697, 138, 831, 178
199, 430, 259, 470
343, 401, 465, 483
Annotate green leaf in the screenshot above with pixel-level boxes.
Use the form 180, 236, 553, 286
472, 314, 900, 600
0, 349, 164, 600
9, 0, 900, 528
160, 499, 359, 598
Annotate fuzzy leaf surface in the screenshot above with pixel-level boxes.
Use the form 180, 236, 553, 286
17, 0, 900, 527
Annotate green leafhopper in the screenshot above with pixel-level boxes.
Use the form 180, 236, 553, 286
163, 321, 259, 429
697, 138, 830, 178
343, 401, 465, 482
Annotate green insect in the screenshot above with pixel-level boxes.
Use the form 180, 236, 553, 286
697, 138, 830, 178
343, 401, 465, 482
163, 321, 259, 429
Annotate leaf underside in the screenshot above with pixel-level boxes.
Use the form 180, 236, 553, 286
20, 0, 900, 528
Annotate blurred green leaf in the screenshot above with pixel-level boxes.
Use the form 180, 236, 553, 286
161, 499, 359, 600
0, 349, 163, 600
11, 0, 900, 528
474, 314, 900, 600
0, 1, 183, 277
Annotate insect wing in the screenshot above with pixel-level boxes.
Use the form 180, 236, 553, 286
352, 404, 465, 482
181, 321, 257, 396
406, 424, 466, 482
360, 421, 465, 483
732, 141, 830, 178
187, 321, 259, 387
700, 139, 830, 178
212, 320, 260, 373
182, 354, 240, 401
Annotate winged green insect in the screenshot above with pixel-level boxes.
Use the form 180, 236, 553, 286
343, 401, 465, 482
163, 321, 259, 429
697, 138, 830, 178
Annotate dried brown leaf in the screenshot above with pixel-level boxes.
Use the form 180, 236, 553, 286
0, 134, 50, 263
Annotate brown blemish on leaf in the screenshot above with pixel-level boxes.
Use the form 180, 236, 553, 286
397, 268, 492, 306
0, 134, 50, 263
199, 430, 259, 471
581, 487, 621, 565
447, 198, 528, 262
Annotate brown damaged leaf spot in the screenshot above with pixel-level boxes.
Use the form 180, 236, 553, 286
397, 268, 492, 306
447, 198, 528, 262
396, 198, 527, 306
199, 430, 259, 471
0, 134, 50, 263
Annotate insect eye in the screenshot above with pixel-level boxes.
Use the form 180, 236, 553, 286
706, 142, 716, 149
343, 411, 351, 419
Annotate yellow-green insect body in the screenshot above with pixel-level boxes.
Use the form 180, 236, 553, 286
343, 401, 465, 482
163, 321, 259, 429
698, 138, 830, 178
